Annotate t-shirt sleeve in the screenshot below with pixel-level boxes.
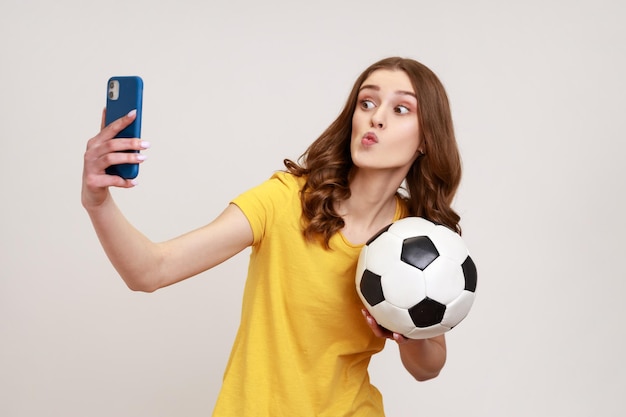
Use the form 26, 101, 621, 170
230, 172, 298, 246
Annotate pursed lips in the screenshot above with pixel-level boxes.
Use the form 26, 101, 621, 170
361, 132, 378, 146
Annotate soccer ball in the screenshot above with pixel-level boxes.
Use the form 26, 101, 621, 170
355, 217, 477, 339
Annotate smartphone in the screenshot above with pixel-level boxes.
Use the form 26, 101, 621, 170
104, 76, 144, 179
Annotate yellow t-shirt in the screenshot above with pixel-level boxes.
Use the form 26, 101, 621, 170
213, 172, 405, 417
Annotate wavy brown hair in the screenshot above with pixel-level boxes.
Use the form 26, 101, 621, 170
284, 57, 462, 247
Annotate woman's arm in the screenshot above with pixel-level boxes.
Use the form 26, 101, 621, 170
396, 334, 446, 381
362, 309, 447, 381
82, 110, 253, 292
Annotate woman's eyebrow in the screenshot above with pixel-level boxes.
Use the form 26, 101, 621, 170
359, 84, 416, 98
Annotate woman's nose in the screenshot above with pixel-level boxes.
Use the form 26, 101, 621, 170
370, 108, 385, 129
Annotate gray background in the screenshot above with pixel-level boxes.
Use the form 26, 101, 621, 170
1, 0, 625, 416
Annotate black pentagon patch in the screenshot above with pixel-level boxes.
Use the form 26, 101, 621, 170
366, 223, 392, 246
401, 236, 439, 270
462, 256, 478, 292
360, 270, 385, 306
408, 297, 446, 328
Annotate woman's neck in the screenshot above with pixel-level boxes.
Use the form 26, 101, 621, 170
337, 168, 404, 244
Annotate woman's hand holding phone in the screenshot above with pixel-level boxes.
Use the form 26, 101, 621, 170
81, 109, 150, 210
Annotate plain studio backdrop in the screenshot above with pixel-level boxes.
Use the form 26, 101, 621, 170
1, 0, 625, 416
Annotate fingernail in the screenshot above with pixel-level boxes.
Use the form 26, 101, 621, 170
127, 109, 137, 118
130, 180, 138, 186
137, 154, 147, 161
140, 141, 151, 149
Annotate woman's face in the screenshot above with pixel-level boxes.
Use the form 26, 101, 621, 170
350, 69, 422, 174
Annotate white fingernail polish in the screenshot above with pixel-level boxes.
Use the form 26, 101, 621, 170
127, 109, 137, 117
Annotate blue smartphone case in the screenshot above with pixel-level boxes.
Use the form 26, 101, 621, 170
104, 76, 144, 179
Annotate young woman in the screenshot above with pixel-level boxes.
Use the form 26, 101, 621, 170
82, 57, 462, 416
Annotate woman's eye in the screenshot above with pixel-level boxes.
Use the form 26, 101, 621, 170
395, 105, 410, 114
360, 99, 375, 110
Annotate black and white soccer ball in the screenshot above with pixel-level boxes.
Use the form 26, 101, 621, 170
356, 217, 477, 339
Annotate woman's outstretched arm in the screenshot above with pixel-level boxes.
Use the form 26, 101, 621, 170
82, 110, 252, 292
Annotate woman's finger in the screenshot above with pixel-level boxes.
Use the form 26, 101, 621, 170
361, 309, 394, 339
94, 137, 150, 155
98, 150, 148, 170
91, 109, 138, 147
